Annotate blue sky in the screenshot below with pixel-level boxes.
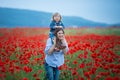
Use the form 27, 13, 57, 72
0, 0, 120, 24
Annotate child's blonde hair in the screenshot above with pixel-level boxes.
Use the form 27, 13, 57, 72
52, 12, 62, 21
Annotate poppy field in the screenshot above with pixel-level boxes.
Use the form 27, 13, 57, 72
0, 27, 120, 80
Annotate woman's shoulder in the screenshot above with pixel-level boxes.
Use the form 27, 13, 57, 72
47, 38, 52, 41
46, 38, 53, 46
46, 38, 52, 43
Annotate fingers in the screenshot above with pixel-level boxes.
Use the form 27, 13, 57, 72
54, 36, 56, 40
62, 35, 65, 38
53, 37, 56, 45
55, 26, 62, 28
58, 26, 62, 28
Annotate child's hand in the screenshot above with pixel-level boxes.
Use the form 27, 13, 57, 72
55, 26, 59, 28
58, 26, 62, 28
55, 26, 62, 28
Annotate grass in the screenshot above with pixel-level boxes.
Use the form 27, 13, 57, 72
65, 28, 120, 35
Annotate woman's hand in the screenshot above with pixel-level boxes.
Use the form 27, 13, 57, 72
48, 37, 56, 55
61, 37, 67, 54
60, 35, 66, 50
54, 47, 60, 51
53, 37, 56, 45
61, 36, 66, 45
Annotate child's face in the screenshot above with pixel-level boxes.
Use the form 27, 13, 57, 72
53, 15, 61, 22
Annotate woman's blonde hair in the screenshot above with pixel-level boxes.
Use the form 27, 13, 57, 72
52, 12, 62, 21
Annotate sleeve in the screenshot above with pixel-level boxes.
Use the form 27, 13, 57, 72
50, 22, 56, 29
44, 38, 52, 55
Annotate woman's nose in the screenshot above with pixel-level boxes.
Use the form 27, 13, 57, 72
60, 34, 63, 36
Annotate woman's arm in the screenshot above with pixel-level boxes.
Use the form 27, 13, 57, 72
61, 38, 68, 54
48, 37, 56, 54
62, 47, 67, 54
48, 44, 56, 55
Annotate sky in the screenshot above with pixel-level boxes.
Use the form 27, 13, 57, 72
0, 0, 120, 24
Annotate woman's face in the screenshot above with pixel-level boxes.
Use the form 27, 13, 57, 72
53, 15, 61, 22
57, 30, 64, 40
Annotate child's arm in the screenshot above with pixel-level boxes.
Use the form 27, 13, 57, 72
55, 22, 65, 29
58, 22, 65, 29
61, 22, 65, 29
50, 22, 56, 29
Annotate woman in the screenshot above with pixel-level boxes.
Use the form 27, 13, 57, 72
44, 28, 69, 80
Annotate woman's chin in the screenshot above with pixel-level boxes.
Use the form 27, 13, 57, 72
59, 38, 63, 40
58, 37, 63, 40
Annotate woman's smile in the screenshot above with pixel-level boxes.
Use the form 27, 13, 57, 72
57, 30, 64, 40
